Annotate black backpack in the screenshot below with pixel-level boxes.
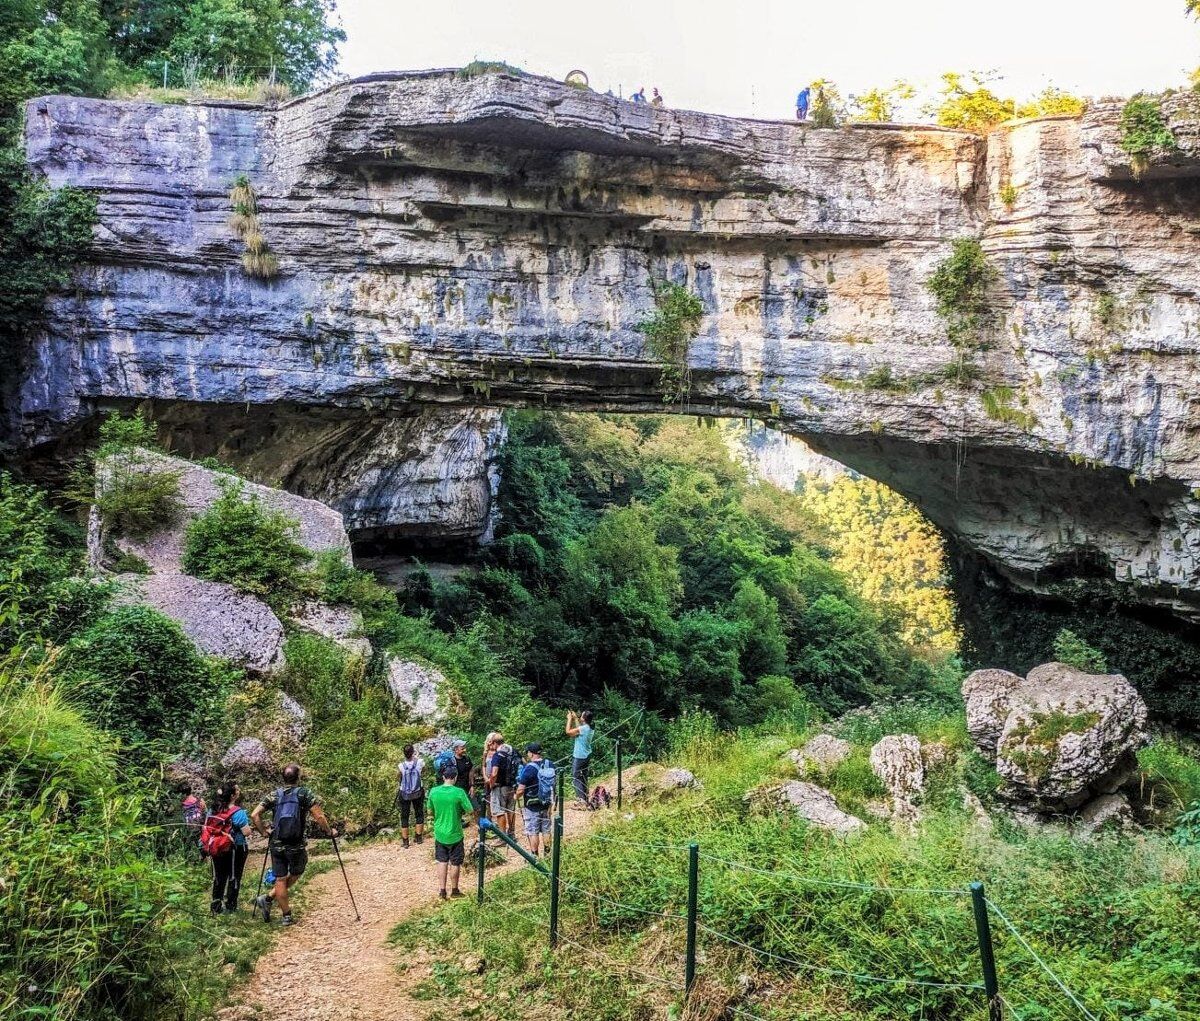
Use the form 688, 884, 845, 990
274, 787, 306, 843
495, 747, 520, 788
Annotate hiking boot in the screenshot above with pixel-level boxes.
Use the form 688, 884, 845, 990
439, 890, 448, 900
450, 889, 464, 899
210, 903, 223, 916
280, 913, 294, 926
255, 894, 272, 923
402, 838, 410, 849
414, 834, 424, 845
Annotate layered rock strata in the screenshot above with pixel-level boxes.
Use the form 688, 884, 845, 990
14, 71, 1200, 615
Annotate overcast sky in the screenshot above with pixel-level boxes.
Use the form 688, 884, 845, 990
336, 0, 1198, 120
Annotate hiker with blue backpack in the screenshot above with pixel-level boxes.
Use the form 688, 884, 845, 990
487, 736, 520, 838
201, 781, 253, 915
251, 763, 337, 926
396, 744, 426, 848
515, 743, 557, 858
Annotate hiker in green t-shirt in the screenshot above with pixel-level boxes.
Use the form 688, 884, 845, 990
427, 765, 474, 899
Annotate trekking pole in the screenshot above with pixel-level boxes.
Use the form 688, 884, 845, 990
477, 820, 487, 905
257, 839, 270, 895
329, 834, 361, 922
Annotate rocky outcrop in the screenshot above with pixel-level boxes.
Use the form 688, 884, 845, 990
385, 657, 446, 723
221, 736, 274, 773
869, 735, 925, 801
95, 449, 355, 672
751, 780, 866, 837
964, 662, 1149, 812
786, 734, 852, 772
14, 71, 1200, 616
114, 572, 286, 672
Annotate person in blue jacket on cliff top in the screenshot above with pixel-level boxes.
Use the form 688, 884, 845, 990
796, 86, 811, 121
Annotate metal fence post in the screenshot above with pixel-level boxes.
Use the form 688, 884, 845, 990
549, 816, 563, 948
685, 842, 699, 994
556, 766, 565, 826
476, 820, 486, 904
970, 882, 1002, 1021
615, 737, 623, 810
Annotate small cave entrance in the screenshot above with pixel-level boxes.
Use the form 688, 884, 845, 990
349, 525, 484, 592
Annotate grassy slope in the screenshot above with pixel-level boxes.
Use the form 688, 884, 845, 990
393, 704, 1200, 1021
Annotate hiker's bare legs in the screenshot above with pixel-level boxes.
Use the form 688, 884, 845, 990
449, 864, 461, 892
273, 874, 298, 915
437, 860, 449, 893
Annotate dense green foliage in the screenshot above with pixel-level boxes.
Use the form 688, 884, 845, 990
399, 413, 949, 722
0, 146, 96, 351
60, 605, 230, 749
636, 282, 704, 404
1119, 95, 1177, 176
929, 72, 1085, 133
400, 717, 1200, 1021
927, 238, 998, 351
181, 480, 311, 606
1051, 627, 1108, 672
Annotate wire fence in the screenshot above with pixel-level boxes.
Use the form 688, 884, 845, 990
474, 814, 1110, 1021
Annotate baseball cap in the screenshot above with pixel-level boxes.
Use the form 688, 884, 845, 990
525, 741, 542, 753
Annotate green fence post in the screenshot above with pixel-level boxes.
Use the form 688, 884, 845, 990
549, 816, 563, 948
615, 737, 623, 810
970, 882, 1002, 1021
476, 820, 486, 904
557, 766, 566, 826
685, 842, 699, 995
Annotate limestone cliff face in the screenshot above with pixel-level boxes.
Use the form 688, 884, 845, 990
12, 71, 1200, 616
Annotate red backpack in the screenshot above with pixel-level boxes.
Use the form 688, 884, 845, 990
199, 806, 238, 856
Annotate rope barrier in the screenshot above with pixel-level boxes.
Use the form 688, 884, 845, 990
557, 876, 688, 922
985, 899, 1102, 1021
697, 920, 986, 991
586, 832, 693, 852
696, 851, 972, 897
552, 708, 646, 767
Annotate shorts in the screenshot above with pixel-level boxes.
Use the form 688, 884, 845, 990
270, 844, 308, 879
489, 786, 516, 816
523, 807, 551, 835
435, 839, 465, 866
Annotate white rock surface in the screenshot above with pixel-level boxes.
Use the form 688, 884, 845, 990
788, 734, 852, 772
870, 735, 925, 800
386, 658, 446, 723
755, 781, 866, 837
222, 737, 274, 773
660, 768, 701, 790
964, 662, 1149, 811
290, 600, 372, 660
16, 74, 1200, 619
115, 572, 285, 673
1076, 793, 1134, 836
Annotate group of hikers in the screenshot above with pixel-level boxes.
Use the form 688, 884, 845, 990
184, 709, 597, 922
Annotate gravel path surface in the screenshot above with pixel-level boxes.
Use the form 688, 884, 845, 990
222, 810, 596, 1021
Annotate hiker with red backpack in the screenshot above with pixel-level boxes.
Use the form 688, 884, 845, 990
203, 781, 253, 914
251, 763, 337, 927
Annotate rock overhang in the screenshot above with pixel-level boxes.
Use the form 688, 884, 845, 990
11, 70, 1200, 619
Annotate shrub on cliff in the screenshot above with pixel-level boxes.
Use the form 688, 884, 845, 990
59, 605, 229, 748
1119, 95, 1177, 177
927, 237, 997, 351
181, 479, 311, 606
637, 282, 704, 404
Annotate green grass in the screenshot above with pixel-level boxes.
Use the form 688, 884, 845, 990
396, 715, 1200, 1021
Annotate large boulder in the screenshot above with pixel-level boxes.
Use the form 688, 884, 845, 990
221, 737, 274, 774
114, 572, 285, 672
786, 734, 852, 773
385, 657, 447, 723
963, 662, 1149, 812
962, 668, 1024, 754
91, 448, 351, 574
290, 600, 372, 661
749, 781, 866, 837
869, 735, 925, 801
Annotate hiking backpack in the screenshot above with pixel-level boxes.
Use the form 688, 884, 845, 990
273, 787, 306, 843
526, 759, 556, 810
494, 747, 520, 788
199, 807, 237, 856
398, 759, 423, 801
589, 785, 612, 811
433, 749, 456, 778
181, 795, 204, 830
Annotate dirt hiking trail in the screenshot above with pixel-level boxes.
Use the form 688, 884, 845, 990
222, 808, 597, 1021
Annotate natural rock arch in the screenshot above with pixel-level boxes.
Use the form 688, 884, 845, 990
9, 70, 1200, 618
